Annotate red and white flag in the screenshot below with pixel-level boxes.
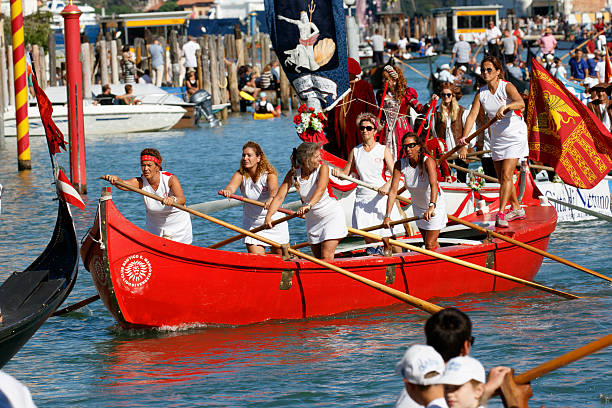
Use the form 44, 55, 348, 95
56, 169, 85, 209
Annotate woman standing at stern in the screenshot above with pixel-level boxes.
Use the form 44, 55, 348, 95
103, 148, 193, 244
460, 56, 528, 228
384, 133, 447, 250
332, 112, 402, 254
221, 141, 289, 255
266, 142, 347, 261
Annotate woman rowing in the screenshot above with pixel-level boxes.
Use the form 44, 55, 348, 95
332, 112, 402, 255
221, 141, 289, 255
266, 142, 347, 261
103, 148, 193, 244
384, 132, 447, 250
459, 56, 528, 228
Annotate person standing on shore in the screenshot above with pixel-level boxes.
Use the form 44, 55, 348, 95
484, 20, 502, 59
148, 39, 165, 87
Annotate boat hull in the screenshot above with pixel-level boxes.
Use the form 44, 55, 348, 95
0, 199, 79, 367
82, 188, 556, 328
3, 104, 186, 136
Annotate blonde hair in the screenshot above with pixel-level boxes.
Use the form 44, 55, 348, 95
288, 142, 320, 190
239, 141, 277, 182
381, 65, 406, 99
439, 83, 460, 123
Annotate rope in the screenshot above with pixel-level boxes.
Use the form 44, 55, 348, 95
218, 77, 228, 89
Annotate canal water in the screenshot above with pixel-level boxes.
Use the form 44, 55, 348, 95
1, 60, 611, 407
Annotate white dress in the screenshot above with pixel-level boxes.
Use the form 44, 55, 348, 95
297, 165, 348, 244
479, 81, 529, 161
352, 143, 402, 236
142, 172, 193, 244
400, 156, 448, 231
240, 173, 290, 246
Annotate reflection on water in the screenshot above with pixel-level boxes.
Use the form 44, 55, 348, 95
0, 63, 611, 407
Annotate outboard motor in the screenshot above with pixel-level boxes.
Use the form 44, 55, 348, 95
189, 90, 217, 126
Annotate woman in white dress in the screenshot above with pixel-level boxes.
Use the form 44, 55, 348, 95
384, 133, 447, 250
221, 141, 290, 255
459, 56, 528, 228
266, 142, 347, 261
332, 112, 402, 254
103, 148, 193, 244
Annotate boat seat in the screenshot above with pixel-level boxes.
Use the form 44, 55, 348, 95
0, 269, 50, 312
1, 279, 64, 325
337, 237, 482, 255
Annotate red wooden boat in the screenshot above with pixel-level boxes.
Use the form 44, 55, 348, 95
81, 176, 557, 329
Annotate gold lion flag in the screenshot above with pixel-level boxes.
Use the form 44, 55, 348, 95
526, 58, 612, 188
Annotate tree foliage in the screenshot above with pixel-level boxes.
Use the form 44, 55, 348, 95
3, 11, 53, 48
158, 1, 179, 12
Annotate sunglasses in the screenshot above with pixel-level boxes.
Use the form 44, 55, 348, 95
359, 125, 375, 132
441, 93, 453, 97
402, 142, 418, 150
483, 67, 494, 73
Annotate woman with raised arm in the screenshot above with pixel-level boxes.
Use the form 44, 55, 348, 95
459, 56, 528, 228
220, 141, 289, 255
266, 142, 347, 261
102, 148, 193, 244
384, 132, 447, 250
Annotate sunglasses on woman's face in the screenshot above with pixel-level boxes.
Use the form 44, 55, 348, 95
483, 67, 494, 73
359, 125, 375, 132
402, 142, 418, 150
441, 93, 453, 97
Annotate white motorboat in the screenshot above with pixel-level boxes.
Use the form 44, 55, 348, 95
3, 103, 186, 136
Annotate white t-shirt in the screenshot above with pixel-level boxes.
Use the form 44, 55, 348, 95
595, 60, 607, 80
398, 37, 408, 51
182, 40, 201, 68
485, 26, 502, 43
438, 70, 455, 83
370, 34, 385, 52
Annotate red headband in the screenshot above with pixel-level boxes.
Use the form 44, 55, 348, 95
141, 155, 161, 165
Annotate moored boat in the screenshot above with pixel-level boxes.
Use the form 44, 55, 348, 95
81, 175, 556, 329
0, 198, 79, 368
3, 104, 186, 136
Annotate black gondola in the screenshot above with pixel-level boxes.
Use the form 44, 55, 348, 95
0, 197, 78, 368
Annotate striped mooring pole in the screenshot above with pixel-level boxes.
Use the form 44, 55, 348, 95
10, 0, 30, 170
61, 1, 87, 194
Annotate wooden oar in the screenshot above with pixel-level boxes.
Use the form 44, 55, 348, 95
447, 150, 491, 160
209, 212, 299, 249
447, 163, 499, 183
104, 178, 444, 315
392, 55, 430, 80
224, 191, 578, 300
547, 197, 612, 223
437, 116, 499, 164
528, 163, 554, 172
190, 187, 299, 213
443, 210, 612, 283
332, 172, 412, 205
52, 294, 100, 317
333, 173, 611, 284
346, 227, 578, 300
515, 333, 612, 384
219, 191, 294, 215
291, 216, 421, 250
560, 26, 610, 61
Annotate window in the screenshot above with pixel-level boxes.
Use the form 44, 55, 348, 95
458, 16, 470, 29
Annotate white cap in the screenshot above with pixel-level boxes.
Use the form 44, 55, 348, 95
459, 65, 468, 72
437, 356, 486, 385
587, 53, 595, 59
440, 63, 450, 70
546, 54, 555, 62
395, 345, 445, 385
